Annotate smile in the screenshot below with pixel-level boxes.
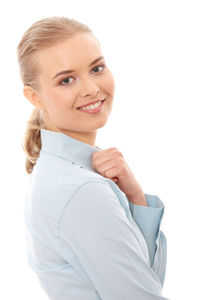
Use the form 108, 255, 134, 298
77, 98, 106, 114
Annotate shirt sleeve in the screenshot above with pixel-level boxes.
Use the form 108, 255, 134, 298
128, 194, 166, 269
57, 180, 170, 300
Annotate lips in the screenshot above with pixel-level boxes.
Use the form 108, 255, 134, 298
77, 98, 106, 109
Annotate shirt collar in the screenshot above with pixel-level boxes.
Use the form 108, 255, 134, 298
40, 129, 101, 173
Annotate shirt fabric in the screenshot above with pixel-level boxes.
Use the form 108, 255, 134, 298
24, 128, 169, 300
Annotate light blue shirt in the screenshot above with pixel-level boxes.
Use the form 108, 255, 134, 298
24, 128, 169, 300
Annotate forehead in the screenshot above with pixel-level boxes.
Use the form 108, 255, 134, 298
37, 33, 102, 76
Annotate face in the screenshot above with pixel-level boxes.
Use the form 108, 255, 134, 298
26, 32, 115, 144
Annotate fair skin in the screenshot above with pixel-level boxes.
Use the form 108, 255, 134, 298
23, 32, 147, 206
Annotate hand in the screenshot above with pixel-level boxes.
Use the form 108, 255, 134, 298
92, 147, 147, 205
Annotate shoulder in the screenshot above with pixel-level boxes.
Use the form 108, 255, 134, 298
36, 149, 104, 184
67, 179, 117, 206
28, 152, 119, 220
59, 179, 128, 230
60, 178, 132, 227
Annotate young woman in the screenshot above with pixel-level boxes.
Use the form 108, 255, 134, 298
17, 16, 170, 300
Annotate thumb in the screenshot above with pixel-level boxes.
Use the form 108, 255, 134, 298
112, 177, 119, 183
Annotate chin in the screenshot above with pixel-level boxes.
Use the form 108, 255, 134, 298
95, 118, 108, 130
85, 119, 108, 132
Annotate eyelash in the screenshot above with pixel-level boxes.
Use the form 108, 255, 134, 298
59, 64, 106, 86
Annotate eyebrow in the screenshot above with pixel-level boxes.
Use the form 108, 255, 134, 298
51, 56, 105, 80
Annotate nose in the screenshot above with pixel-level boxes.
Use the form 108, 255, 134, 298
79, 76, 100, 98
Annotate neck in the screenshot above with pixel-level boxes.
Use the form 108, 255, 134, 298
60, 130, 97, 147
43, 113, 97, 147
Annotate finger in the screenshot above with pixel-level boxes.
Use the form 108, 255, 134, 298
93, 152, 122, 168
93, 147, 119, 160
93, 157, 112, 170
97, 161, 117, 174
102, 166, 120, 180
92, 152, 109, 168
95, 147, 118, 155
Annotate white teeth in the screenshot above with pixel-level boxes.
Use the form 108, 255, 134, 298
79, 100, 102, 111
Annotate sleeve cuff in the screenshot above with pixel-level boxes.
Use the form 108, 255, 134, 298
128, 194, 165, 231
128, 193, 165, 266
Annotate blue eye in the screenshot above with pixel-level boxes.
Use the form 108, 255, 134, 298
92, 64, 105, 73
60, 77, 74, 86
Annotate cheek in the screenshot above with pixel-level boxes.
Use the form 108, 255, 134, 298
44, 90, 73, 111
102, 72, 115, 94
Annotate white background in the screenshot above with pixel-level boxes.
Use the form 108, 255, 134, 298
0, 0, 199, 299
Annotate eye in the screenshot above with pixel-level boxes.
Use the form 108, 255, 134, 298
58, 64, 106, 86
91, 64, 105, 74
59, 77, 74, 86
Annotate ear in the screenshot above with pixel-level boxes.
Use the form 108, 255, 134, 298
23, 85, 46, 111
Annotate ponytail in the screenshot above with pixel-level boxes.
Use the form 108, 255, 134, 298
21, 108, 46, 174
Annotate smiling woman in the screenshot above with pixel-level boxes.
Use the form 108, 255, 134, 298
17, 17, 115, 175
17, 16, 170, 300
25, 33, 115, 140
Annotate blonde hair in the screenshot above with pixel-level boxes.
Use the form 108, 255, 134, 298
17, 16, 93, 174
